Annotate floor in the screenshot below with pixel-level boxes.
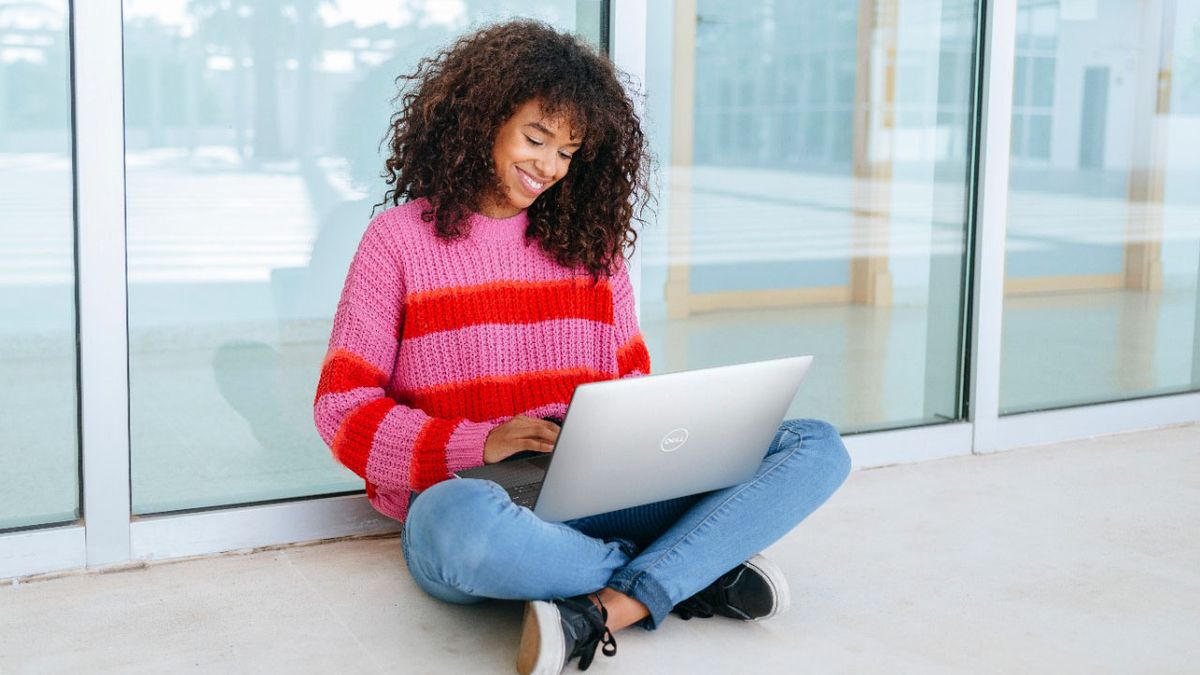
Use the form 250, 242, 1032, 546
2, 424, 1197, 674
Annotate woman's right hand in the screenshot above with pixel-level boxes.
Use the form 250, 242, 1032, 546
483, 415, 560, 464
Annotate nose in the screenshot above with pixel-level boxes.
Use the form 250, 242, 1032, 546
531, 152, 554, 181
532, 146, 559, 180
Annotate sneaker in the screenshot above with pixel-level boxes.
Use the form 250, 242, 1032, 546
516, 594, 617, 674
671, 554, 790, 622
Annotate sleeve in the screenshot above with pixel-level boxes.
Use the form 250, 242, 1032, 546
610, 256, 652, 379
312, 214, 502, 494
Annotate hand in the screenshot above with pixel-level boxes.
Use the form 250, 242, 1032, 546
483, 415, 560, 464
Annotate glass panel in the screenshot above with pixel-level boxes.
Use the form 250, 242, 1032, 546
1014, 55, 1028, 106
642, 0, 979, 433
0, 1, 78, 530
123, 1, 603, 515
1027, 113, 1051, 159
1030, 56, 1055, 107
1001, 0, 1200, 413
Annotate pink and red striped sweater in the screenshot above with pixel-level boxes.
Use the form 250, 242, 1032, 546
312, 198, 651, 523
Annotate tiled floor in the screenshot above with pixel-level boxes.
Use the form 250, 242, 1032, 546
2, 423, 1197, 674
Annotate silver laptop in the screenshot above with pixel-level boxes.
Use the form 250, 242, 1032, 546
453, 355, 813, 522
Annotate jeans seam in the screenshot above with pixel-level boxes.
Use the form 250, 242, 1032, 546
619, 572, 673, 628
619, 428, 809, 592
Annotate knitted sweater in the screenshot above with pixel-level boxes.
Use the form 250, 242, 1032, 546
312, 198, 651, 523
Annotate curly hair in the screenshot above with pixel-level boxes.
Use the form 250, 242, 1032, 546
375, 19, 654, 283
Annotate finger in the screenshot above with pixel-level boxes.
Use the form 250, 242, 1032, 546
521, 423, 558, 442
519, 436, 555, 452
518, 440, 553, 453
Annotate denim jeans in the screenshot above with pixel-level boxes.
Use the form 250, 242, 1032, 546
401, 418, 852, 629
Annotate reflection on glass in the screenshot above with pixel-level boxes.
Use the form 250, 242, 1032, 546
1001, 0, 1200, 413
123, 0, 599, 514
642, 0, 978, 432
0, 0, 78, 530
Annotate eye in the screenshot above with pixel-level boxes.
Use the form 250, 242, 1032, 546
558, 151, 574, 160
524, 135, 544, 146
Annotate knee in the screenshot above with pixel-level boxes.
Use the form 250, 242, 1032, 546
404, 478, 507, 566
781, 418, 852, 483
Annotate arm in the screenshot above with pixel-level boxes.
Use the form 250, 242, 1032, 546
610, 256, 651, 379
312, 214, 500, 493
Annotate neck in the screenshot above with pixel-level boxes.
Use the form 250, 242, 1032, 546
477, 193, 523, 219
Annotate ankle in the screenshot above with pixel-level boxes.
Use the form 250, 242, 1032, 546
595, 587, 650, 633
585, 591, 605, 612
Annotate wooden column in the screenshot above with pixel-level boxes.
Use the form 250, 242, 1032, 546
1123, 0, 1174, 291
850, 0, 896, 306
665, 0, 696, 320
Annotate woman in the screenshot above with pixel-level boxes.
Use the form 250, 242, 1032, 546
312, 19, 852, 674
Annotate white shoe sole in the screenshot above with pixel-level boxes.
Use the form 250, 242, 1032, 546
516, 600, 565, 675
744, 554, 791, 621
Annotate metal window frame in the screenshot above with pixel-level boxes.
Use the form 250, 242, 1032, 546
73, 0, 132, 571
3, 0, 1197, 583
2, 0, 127, 580
612, 0, 646, 316
968, 0, 1016, 453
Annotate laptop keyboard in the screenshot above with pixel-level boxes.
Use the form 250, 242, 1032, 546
508, 482, 542, 508
452, 453, 550, 508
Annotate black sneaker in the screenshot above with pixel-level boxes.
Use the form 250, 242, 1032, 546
516, 594, 617, 674
671, 554, 790, 622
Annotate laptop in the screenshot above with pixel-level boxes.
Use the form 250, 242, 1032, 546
453, 355, 813, 522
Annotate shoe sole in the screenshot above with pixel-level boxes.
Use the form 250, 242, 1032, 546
745, 554, 790, 621
516, 600, 565, 675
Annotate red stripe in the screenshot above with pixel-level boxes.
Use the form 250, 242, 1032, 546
331, 397, 394, 478
404, 278, 614, 339
315, 348, 387, 401
395, 366, 613, 420
409, 417, 458, 490
617, 333, 651, 377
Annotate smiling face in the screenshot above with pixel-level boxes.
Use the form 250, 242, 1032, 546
481, 98, 582, 218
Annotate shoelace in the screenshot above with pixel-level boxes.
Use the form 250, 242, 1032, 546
565, 594, 618, 670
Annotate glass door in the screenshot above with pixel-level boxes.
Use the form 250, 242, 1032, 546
0, 0, 79, 532
641, 0, 980, 433
120, 0, 609, 515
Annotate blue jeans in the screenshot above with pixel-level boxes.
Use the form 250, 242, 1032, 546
401, 418, 852, 629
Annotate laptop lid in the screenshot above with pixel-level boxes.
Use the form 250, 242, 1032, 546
533, 355, 813, 522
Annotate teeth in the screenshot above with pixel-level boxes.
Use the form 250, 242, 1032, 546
520, 170, 543, 190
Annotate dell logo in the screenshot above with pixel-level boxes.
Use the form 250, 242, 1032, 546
660, 428, 689, 452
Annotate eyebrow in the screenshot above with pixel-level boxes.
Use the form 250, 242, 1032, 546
525, 122, 582, 147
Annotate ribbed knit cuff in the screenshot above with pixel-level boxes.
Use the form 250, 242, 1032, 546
443, 418, 503, 474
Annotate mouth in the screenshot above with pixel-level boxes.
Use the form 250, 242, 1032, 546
516, 167, 548, 196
